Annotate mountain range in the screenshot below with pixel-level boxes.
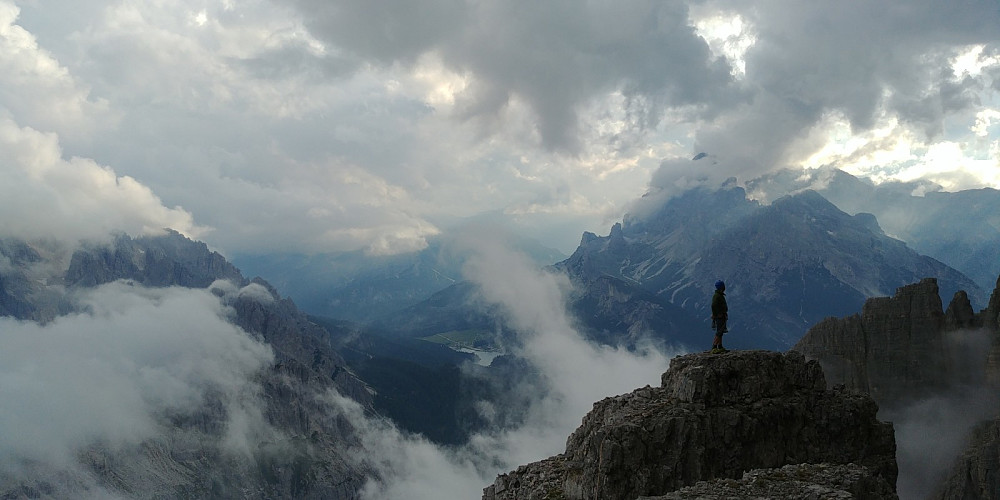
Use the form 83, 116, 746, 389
747, 167, 1000, 292
3, 172, 1000, 498
382, 181, 983, 351
231, 229, 566, 323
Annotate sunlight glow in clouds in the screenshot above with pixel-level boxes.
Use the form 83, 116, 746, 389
692, 10, 755, 78
1, 0, 999, 254
0, 116, 207, 243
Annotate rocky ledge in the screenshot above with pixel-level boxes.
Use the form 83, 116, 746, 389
641, 462, 896, 499
483, 350, 897, 500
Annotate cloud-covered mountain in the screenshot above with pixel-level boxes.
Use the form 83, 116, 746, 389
0, 231, 376, 498
558, 184, 983, 349
747, 167, 1000, 292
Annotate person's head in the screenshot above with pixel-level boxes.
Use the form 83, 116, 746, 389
715, 280, 725, 291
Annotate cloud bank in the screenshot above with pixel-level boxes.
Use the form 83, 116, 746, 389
0, 281, 274, 478
0, 116, 207, 245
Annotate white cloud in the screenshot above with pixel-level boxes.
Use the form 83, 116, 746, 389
0, 281, 274, 469
0, 116, 207, 244
3, 136, 190, 243
0, 2, 112, 140
323, 231, 679, 500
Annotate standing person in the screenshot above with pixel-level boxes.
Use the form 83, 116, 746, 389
710, 280, 728, 353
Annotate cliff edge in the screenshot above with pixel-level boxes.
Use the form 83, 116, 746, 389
483, 350, 897, 500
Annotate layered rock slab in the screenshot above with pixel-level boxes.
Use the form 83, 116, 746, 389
641, 463, 895, 500
483, 350, 896, 500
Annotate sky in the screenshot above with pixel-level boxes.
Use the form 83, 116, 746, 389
1, 0, 999, 256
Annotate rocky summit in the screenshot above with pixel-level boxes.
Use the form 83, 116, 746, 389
483, 350, 897, 500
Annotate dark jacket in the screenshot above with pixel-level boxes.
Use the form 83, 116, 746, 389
711, 290, 728, 319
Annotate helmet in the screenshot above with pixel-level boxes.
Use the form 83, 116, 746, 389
715, 280, 725, 290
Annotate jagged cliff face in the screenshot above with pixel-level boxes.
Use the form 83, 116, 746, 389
66, 230, 244, 288
483, 351, 897, 500
0, 232, 375, 499
936, 418, 1000, 499
794, 277, 1000, 406
794, 275, 1000, 499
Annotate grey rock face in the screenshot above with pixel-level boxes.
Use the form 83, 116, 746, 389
793, 278, 956, 405
642, 463, 896, 500
794, 276, 1000, 406
483, 350, 897, 500
0, 238, 72, 321
66, 230, 243, 288
935, 417, 1000, 500
794, 274, 1000, 498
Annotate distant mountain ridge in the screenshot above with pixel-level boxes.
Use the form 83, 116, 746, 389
233, 232, 565, 322
748, 167, 1000, 292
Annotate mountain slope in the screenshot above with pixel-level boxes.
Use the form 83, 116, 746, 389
748, 168, 1000, 292
558, 186, 983, 349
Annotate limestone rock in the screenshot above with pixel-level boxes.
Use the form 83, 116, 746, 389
483, 350, 896, 500
66, 230, 243, 288
793, 278, 956, 405
935, 417, 1000, 499
641, 463, 896, 500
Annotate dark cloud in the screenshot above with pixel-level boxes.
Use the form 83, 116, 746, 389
288, 0, 742, 151
288, 0, 467, 64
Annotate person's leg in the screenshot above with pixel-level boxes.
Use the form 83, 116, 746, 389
716, 319, 727, 350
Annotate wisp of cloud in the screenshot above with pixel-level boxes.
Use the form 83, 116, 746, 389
330, 225, 681, 500
0, 281, 274, 488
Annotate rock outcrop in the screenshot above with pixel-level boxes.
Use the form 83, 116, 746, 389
641, 463, 896, 499
793, 278, 957, 405
66, 230, 244, 288
483, 350, 897, 500
794, 275, 1000, 498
